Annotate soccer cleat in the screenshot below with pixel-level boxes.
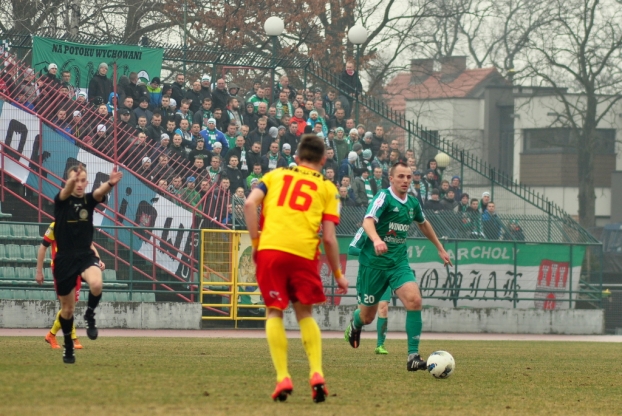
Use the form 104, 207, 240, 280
45, 332, 61, 349
309, 372, 328, 403
63, 344, 75, 364
375, 345, 389, 355
73, 338, 83, 349
344, 318, 361, 349
84, 310, 98, 340
271, 377, 293, 402
407, 353, 427, 371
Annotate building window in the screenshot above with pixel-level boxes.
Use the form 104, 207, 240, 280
523, 128, 615, 154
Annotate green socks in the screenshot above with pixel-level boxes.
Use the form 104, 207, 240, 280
406, 310, 422, 355
376, 317, 388, 347
352, 308, 364, 330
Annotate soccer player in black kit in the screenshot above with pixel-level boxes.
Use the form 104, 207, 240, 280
54, 165, 123, 363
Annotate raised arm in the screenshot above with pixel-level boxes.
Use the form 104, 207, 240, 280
417, 220, 452, 266
59, 166, 81, 201
93, 167, 123, 202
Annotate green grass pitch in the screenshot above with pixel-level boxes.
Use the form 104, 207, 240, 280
0, 336, 620, 415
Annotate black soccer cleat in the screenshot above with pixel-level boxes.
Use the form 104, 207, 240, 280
407, 353, 427, 372
344, 318, 361, 349
310, 373, 328, 403
63, 344, 75, 364
84, 310, 98, 340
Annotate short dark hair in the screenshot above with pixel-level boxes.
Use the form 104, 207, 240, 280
389, 162, 409, 176
297, 134, 325, 163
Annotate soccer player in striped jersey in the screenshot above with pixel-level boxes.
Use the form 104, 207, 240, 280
35, 222, 105, 349
244, 134, 348, 403
344, 162, 451, 371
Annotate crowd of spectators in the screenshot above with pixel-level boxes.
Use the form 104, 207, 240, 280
0, 56, 522, 239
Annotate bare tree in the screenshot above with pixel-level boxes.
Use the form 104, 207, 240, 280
524, 0, 622, 227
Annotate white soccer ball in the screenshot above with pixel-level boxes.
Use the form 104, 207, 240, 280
426, 350, 455, 379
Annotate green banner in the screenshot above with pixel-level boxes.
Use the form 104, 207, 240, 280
333, 237, 586, 309
32, 36, 164, 90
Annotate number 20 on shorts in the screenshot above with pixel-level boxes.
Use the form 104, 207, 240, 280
277, 175, 317, 212
360, 294, 375, 304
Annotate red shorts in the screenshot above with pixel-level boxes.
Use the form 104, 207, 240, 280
256, 250, 326, 310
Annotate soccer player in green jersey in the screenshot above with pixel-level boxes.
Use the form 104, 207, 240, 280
348, 227, 393, 355
344, 162, 452, 371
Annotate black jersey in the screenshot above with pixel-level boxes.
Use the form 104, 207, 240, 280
53, 192, 105, 254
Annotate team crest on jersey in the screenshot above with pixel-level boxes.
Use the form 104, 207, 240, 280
409, 208, 414, 217
79, 209, 88, 219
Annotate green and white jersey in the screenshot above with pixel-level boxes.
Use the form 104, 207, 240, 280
359, 188, 425, 269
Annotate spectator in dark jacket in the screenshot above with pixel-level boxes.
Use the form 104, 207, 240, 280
224, 155, 246, 192
171, 74, 186, 109
211, 78, 230, 111
88, 62, 113, 104
185, 79, 204, 113
424, 189, 443, 212
339, 61, 363, 111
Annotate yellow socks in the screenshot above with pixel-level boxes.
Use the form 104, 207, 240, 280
50, 310, 61, 335
51, 310, 77, 339
266, 317, 290, 382
299, 317, 323, 379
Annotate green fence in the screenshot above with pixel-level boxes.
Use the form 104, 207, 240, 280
0, 222, 202, 303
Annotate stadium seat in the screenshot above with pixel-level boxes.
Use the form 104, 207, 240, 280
12, 290, 27, 299
20, 245, 36, 263
42, 290, 57, 301
114, 291, 129, 302
44, 268, 53, 281
24, 225, 41, 241
142, 292, 156, 302
16, 267, 32, 280
6, 244, 22, 262
103, 270, 117, 281
0, 224, 12, 239
10, 224, 26, 240
0, 244, 7, 261
1, 266, 15, 279
0, 289, 13, 299
101, 292, 115, 302
44, 247, 52, 264
26, 290, 45, 300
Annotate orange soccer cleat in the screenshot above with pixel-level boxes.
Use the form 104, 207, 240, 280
271, 377, 293, 402
309, 372, 328, 403
73, 338, 83, 349
45, 332, 61, 349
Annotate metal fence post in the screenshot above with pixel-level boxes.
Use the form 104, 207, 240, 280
513, 241, 518, 308
569, 244, 573, 309
547, 201, 552, 243
129, 229, 134, 299
598, 246, 604, 309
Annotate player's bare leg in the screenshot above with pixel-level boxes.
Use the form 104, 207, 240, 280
375, 301, 389, 355
265, 307, 293, 402
345, 303, 378, 348
395, 282, 426, 371
292, 302, 328, 403
81, 265, 103, 340
58, 290, 76, 363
